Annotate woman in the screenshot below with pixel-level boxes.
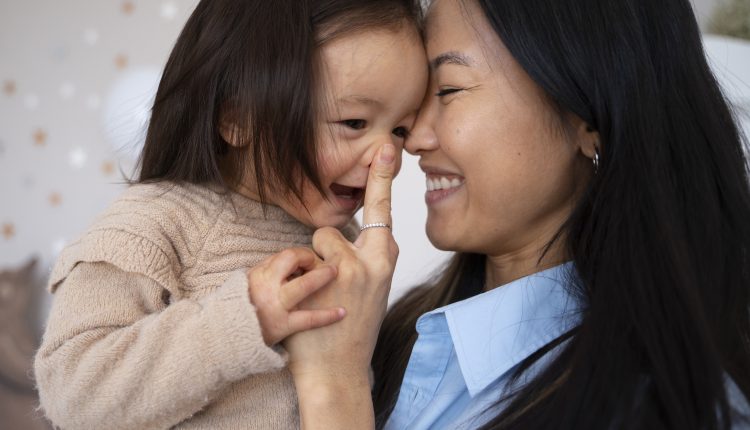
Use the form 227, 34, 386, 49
285, 0, 750, 428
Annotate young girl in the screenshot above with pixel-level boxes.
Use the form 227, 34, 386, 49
33, 0, 427, 428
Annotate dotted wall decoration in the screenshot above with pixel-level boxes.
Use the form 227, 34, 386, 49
101, 161, 115, 176
114, 54, 129, 70
32, 129, 47, 146
2, 224, 15, 240
3, 81, 16, 96
122, 1, 136, 15
0, 0, 200, 270
48, 192, 62, 207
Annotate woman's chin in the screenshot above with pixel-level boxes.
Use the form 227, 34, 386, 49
426, 221, 460, 252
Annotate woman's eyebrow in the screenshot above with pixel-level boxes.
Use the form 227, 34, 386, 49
430, 51, 473, 70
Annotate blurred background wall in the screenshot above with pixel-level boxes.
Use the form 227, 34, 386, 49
0, 0, 748, 427
0, 0, 199, 280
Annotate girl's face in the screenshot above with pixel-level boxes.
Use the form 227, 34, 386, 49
406, 0, 593, 260
242, 27, 428, 229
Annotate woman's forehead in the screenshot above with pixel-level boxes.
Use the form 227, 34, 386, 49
424, 0, 506, 70
425, 0, 488, 47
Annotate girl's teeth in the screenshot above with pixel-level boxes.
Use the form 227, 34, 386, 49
426, 176, 464, 191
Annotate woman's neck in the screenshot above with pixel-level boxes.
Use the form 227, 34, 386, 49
484, 239, 568, 290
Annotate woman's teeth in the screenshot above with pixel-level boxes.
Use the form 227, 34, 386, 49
426, 176, 464, 191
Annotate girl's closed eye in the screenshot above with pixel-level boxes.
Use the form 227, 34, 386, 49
339, 119, 367, 130
392, 126, 410, 139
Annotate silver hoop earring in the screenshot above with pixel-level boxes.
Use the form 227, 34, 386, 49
593, 148, 600, 174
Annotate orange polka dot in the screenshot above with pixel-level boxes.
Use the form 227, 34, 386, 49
49, 192, 62, 207
3, 80, 16, 96
2, 223, 15, 240
115, 54, 129, 70
102, 161, 115, 176
122, 1, 135, 15
33, 129, 47, 146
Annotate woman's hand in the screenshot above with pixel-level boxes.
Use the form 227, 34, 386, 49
285, 143, 399, 429
246, 248, 344, 346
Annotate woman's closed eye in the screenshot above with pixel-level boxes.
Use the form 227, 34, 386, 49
436, 87, 463, 97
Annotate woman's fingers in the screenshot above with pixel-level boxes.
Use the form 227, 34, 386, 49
287, 308, 347, 334
358, 144, 396, 246
283, 143, 397, 344
279, 265, 337, 310
312, 226, 351, 262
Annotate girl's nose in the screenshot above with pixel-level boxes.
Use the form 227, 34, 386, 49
363, 134, 404, 168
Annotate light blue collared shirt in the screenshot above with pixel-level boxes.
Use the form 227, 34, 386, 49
385, 263, 581, 430
385, 262, 750, 429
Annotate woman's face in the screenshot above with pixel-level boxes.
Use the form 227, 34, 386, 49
237, 27, 427, 229
406, 0, 592, 259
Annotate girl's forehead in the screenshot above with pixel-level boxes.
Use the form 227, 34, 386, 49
317, 28, 427, 115
321, 28, 423, 81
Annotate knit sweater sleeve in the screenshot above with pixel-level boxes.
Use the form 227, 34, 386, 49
35, 255, 285, 429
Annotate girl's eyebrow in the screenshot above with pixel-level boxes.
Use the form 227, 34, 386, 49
338, 95, 382, 107
430, 51, 473, 70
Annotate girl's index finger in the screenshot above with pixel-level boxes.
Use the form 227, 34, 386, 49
271, 247, 321, 281
359, 144, 396, 244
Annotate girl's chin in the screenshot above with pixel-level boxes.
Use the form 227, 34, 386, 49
308, 212, 356, 230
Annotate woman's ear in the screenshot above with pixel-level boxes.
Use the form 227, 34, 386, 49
574, 118, 601, 161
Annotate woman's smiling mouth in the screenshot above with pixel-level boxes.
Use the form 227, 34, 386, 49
422, 171, 466, 205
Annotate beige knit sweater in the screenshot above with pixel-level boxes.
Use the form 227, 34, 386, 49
34, 182, 357, 430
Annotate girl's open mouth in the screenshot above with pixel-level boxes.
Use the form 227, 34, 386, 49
330, 183, 365, 210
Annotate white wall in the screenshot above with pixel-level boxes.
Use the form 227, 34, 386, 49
692, 0, 723, 30
0, 0, 199, 271
704, 35, 750, 142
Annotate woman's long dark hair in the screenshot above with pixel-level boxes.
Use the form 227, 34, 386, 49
373, 0, 750, 428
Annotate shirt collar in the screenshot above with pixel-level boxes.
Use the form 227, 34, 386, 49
418, 262, 582, 397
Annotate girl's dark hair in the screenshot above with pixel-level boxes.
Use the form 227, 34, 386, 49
137, 0, 422, 204
373, 0, 750, 428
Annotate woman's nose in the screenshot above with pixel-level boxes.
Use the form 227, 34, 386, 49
405, 100, 438, 156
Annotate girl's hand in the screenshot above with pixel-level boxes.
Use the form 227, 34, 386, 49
284, 143, 399, 429
246, 248, 344, 346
